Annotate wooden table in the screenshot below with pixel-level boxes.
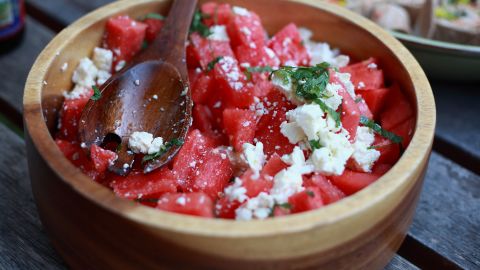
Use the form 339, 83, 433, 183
0, 1, 478, 269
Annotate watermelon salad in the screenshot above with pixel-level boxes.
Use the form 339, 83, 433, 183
54, 3, 415, 220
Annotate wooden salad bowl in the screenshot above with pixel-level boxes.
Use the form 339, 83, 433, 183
23, 0, 436, 269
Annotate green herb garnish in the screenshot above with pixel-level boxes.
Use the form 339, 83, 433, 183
91, 85, 101, 101
144, 13, 165, 20
306, 190, 315, 197
141, 40, 149, 50
243, 65, 274, 81
206, 56, 223, 72
135, 198, 160, 203
354, 97, 363, 103
313, 98, 341, 127
142, 138, 185, 163
359, 116, 403, 144
309, 139, 322, 150
278, 202, 292, 209
190, 9, 211, 37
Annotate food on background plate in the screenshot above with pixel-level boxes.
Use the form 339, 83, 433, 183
330, 0, 480, 46
54, 2, 415, 220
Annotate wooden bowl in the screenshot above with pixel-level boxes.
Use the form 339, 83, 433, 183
23, 0, 436, 269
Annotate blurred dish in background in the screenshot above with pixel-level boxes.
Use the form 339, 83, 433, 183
0, 0, 25, 53
330, 0, 480, 81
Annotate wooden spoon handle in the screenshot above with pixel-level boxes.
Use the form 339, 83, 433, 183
147, 0, 198, 69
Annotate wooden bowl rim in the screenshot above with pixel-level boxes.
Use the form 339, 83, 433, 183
23, 0, 436, 238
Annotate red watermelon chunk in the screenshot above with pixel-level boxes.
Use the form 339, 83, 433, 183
288, 187, 324, 213
340, 58, 384, 91
303, 174, 345, 205
356, 96, 373, 120
336, 81, 361, 141
110, 167, 177, 200
372, 135, 401, 165
255, 90, 296, 158
104, 15, 147, 65
372, 163, 392, 176
215, 196, 241, 219
329, 169, 381, 195
144, 16, 164, 42
267, 23, 309, 66
171, 129, 216, 191
156, 192, 214, 217
390, 117, 415, 149
90, 145, 117, 174
56, 89, 93, 142
227, 9, 266, 49
213, 56, 253, 108
201, 2, 232, 26
189, 32, 235, 70
235, 45, 280, 68
56, 139, 102, 181
239, 154, 287, 198
191, 150, 233, 200
357, 88, 389, 118
380, 84, 414, 130
191, 72, 214, 104
223, 108, 256, 151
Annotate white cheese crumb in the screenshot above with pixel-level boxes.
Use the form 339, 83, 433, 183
358, 81, 366, 89
128, 132, 154, 154
134, 79, 140, 86
115, 60, 126, 72
63, 84, 90, 100
367, 63, 378, 69
152, 95, 158, 100
96, 70, 111, 86
148, 137, 164, 155
176, 196, 186, 206
72, 57, 98, 87
224, 178, 248, 203
232, 6, 250, 16
235, 192, 274, 221
351, 126, 380, 172
208, 25, 230, 41
241, 142, 266, 177
308, 131, 354, 176
336, 72, 356, 99
92, 47, 113, 71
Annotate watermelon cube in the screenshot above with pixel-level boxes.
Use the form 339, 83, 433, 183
56, 89, 93, 142
227, 9, 266, 49
201, 2, 232, 26
144, 16, 164, 42
340, 58, 384, 91
191, 71, 214, 104
104, 15, 147, 65
267, 23, 309, 66
288, 187, 324, 213
329, 169, 382, 195
90, 144, 117, 174
215, 196, 241, 219
189, 32, 235, 70
357, 88, 389, 118
156, 192, 214, 217
191, 150, 233, 200
213, 56, 253, 108
380, 84, 414, 130
303, 174, 345, 205
223, 108, 256, 151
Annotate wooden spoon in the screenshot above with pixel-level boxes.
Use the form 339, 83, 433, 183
78, 0, 197, 175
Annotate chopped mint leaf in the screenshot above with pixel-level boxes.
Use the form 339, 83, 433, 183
190, 9, 211, 37
244, 65, 274, 81
144, 13, 165, 20
313, 98, 341, 127
205, 56, 223, 72
141, 40, 149, 50
354, 97, 363, 103
309, 139, 322, 150
306, 190, 315, 197
142, 138, 185, 163
135, 198, 160, 203
359, 116, 403, 144
91, 85, 101, 101
278, 202, 292, 209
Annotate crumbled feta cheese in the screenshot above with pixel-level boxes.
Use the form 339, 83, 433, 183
336, 72, 356, 99
148, 137, 164, 155
241, 142, 266, 176
298, 27, 350, 68
235, 192, 274, 221
208, 25, 230, 41
92, 47, 113, 71
271, 166, 306, 203
367, 63, 378, 69
232, 6, 250, 16
134, 79, 140, 86
308, 131, 354, 175
128, 132, 154, 154
224, 178, 248, 203
280, 121, 305, 144
115, 60, 126, 72
152, 95, 158, 100
72, 57, 98, 87
358, 81, 366, 89
351, 126, 380, 172
63, 84, 90, 99
323, 83, 343, 110
284, 104, 326, 141
96, 70, 111, 86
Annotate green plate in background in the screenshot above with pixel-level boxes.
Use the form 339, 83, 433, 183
392, 32, 480, 82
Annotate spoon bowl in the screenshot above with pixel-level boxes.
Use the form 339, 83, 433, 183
78, 0, 196, 175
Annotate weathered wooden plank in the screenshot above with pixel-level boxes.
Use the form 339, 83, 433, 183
384, 255, 419, 270
26, 0, 113, 30
405, 152, 480, 269
0, 17, 53, 125
0, 124, 66, 269
432, 81, 480, 174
